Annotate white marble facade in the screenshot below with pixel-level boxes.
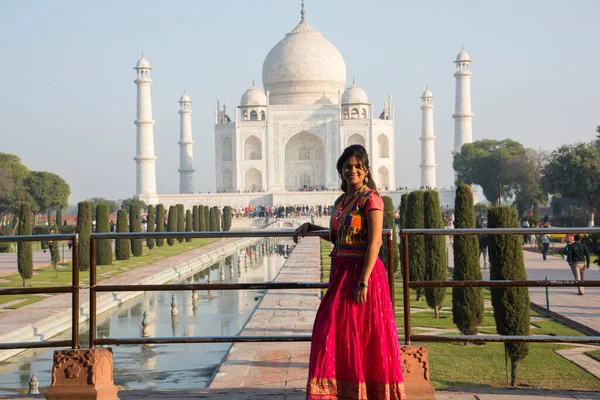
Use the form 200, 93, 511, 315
214, 9, 396, 194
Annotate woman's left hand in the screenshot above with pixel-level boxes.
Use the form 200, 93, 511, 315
354, 286, 368, 304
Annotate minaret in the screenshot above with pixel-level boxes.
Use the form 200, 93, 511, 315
420, 87, 436, 188
178, 91, 194, 194
134, 54, 157, 196
452, 47, 473, 155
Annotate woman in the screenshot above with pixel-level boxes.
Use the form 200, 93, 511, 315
293, 145, 405, 400
540, 223, 551, 261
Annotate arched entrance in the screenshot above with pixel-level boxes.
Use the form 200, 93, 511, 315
347, 133, 365, 147
284, 131, 325, 191
245, 168, 262, 192
378, 166, 390, 190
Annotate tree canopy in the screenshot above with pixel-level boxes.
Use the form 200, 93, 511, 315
88, 197, 119, 218
453, 139, 526, 204
26, 171, 70, 213
121, 198, 148, 213
541, 142, 600, 226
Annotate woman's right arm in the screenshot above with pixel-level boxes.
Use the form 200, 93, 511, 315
293, 222, 330, 243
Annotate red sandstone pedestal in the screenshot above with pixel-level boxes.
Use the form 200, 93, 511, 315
400, 345, 435, 400
46, 348, 119, 400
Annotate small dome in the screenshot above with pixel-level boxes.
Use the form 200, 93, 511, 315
240, 85, 267, 106
342, 83, 368, 104
136, 56, 151, 69
422, 87, 433, 98
179, 91, 190, 102
455, 48, 471, 62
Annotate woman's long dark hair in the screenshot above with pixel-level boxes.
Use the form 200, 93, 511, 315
336, 144, 377, 192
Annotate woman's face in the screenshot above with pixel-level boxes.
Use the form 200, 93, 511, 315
342, 156, 366, 190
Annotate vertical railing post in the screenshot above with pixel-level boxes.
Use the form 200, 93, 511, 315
89, 237, 97, 349
401, 232, 411, 345
71, 235, 79, 349
386, 232, 395, 309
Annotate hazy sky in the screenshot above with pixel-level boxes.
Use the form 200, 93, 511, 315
1, 0, 598, 203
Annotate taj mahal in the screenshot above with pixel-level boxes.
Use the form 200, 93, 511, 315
136, 3, 477, 210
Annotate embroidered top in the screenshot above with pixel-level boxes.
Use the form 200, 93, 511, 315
330, 186, 384, 258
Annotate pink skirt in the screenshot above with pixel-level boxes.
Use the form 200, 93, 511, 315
306, 255, 406, 400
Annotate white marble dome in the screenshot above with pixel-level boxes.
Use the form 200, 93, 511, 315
262, 18, 346, 105
240, 85, 267, 106
136, 56, 150, 69
455, 49, 471, 62
342, 82, 368, 104
422, 87, 433, 98
179, 91, 190, 102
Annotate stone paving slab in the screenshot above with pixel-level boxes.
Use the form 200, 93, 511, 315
209, 237, 320, 389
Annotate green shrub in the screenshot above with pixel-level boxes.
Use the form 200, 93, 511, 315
95, 204, 112, 265
192, 205, 199, 231
146, 205, 155, 250
452, 183, 484, 335
423, 190, 447, 318
406, 191, 425, 301
222, 206, 232, 232
115, 209, 130, 260
167, 206, 177, 246
155, 204, 165, 247
209, 207, 217, 231
177, 204, 185, 243
17, 202, 33, 286
379, 196, 400, 272
76, 201, 92, 271
129, 203, 143, 256
488, 205, 530, 386
185, 209, 193, 243
50, 224, 60, 270
203, 206, 210, 231
198, 204, 206, 231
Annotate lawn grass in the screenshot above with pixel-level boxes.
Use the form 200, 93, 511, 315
319, 238, 600, 391
0, 238, 218, 309
586, 350, 600, 363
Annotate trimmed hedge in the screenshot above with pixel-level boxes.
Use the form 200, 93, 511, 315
185, 209, 193, 243
76, 201, 92, 271
167, 206, 177, 246
198, 204, 206, 231
222, 206, 232, 232
147, 204, 155, 250
129, 203, 143, 256
192, 205, 199, 232
452, 183, 484, 335
95, 204, 113, 265
115, 209, 130, 260
156, 204, 165, 247
406, 191, 425, 301
17, 202, 33, 286
423, 190, 447, 318
176, 204, 185, 243
488, 205, 530, 386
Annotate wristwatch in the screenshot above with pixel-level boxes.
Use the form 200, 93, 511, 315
358, 282, 368, 289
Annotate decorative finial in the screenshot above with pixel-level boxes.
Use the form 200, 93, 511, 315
252, 78, 255, 86
353, 75, 356, 85
301, 0, 305, 21
141, 50, 144, 58
461, 44, 464, 51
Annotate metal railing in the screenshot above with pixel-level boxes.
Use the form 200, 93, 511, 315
400, 227, 600, 345
88, 229, 395, 348
0, 228, 395, 351
0, 233, 79, 350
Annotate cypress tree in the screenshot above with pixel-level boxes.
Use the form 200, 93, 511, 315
167, 206, 177, 246
222, 206, 232, 231
17, 202, 33, 286
209, 207, 218, 231
488, 205, 530, 386
379, 196, 400, 272
76, 201, 92, 271
452, 183, 484, 336
50, 224, 60, 274
399, 193, 409, 273
423, 190, 447, 318
95, 204, 113, 265
146, 205, 155, 250
156, 204, 165, 247
204, 206, 210, 231
185, 209, 193, 243
406, 191, 425, 301
198, 205, 206, 231
176, 204, 185, 243
192, 205, 199, 231
213, 206, 221, 231
115, 209, 130, 260
56, 208, 63, 228
129, 203, 143, 256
